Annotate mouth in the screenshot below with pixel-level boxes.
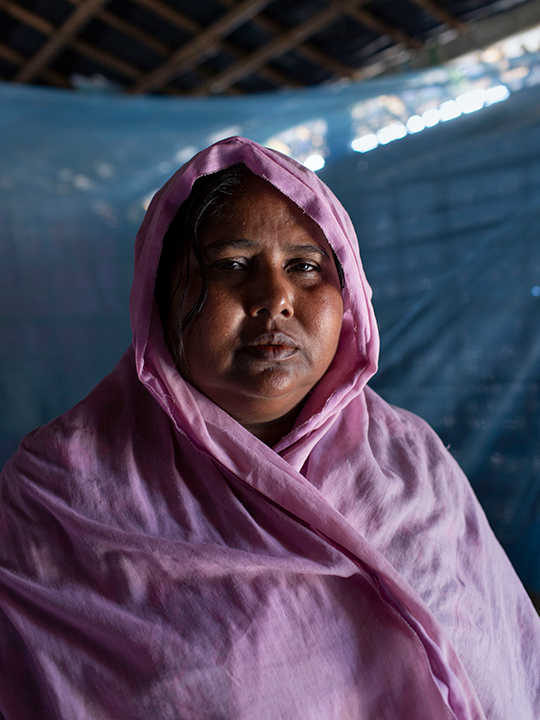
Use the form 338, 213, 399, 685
243, 333, 298, 361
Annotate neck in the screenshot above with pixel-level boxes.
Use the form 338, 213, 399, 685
241, 406, 300, 447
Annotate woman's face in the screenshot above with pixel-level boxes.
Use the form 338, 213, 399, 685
169, 176, 344, 437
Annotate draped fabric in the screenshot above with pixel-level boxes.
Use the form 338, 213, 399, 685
2, 77, 540, 591
0, 137, 538, 719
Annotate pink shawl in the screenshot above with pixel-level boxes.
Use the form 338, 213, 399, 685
1, 137, 538, 719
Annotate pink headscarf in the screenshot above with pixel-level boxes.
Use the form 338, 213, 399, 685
0, 137, 538, 719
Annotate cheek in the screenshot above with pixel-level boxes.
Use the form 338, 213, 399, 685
310, 289, 344, 361
183, 291, 242, 361
204, 289, 242, 334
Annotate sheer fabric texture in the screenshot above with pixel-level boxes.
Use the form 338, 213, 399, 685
0, 137, 538, 719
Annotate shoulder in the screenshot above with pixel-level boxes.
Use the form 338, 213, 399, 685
363, 386, 465, 488
365, 385, 446, 443
1, 347, 167, 505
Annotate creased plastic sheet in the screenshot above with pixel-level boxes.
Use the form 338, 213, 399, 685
1, 71, 539, 590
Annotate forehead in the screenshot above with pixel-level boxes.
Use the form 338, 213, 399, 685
200, 174, 329, 248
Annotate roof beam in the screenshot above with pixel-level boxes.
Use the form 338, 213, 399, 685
63, 0, 300, 93
15, 0, 110, 83
3, 0, 346, 89
0, 39, 70, 87
250, 61, 304, 89
128, 0, 303, 89
0, 0, 140, 84
128, 0, 273, 94
0, 0, 187, 93
346, 6, 422, 50
408, 0, 466, 32
0, 0, 53, 36
72, 38, 141, 79
408, 0, 540, 70
0, 40, 25, 67
131, 0, 200, 35
192, 0, 370, 96
97, 7, 170, 57
91, 7, 221, 87
218, 0, 357, 80
70, 0, 240, 88
295, 41, 356, 79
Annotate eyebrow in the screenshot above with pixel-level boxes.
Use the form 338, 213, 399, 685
203, 238, 329, 258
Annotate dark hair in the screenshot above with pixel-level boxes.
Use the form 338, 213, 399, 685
155, 163, 252, 370
155, 162, 345, 372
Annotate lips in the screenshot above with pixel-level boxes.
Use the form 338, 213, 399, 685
243, 332, 298, 361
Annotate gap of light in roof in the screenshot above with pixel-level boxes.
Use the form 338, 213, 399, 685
351, 24, 540, 154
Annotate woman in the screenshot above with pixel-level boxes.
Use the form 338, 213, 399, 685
0, 136, 538, 719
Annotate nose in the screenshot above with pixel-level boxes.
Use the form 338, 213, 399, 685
246, 267, 294, 320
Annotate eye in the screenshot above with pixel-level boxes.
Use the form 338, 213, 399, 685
211, 258, 247, 271
288, 260, 320, 273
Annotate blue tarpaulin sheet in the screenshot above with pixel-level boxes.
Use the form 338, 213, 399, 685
1, 69, 539, 589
